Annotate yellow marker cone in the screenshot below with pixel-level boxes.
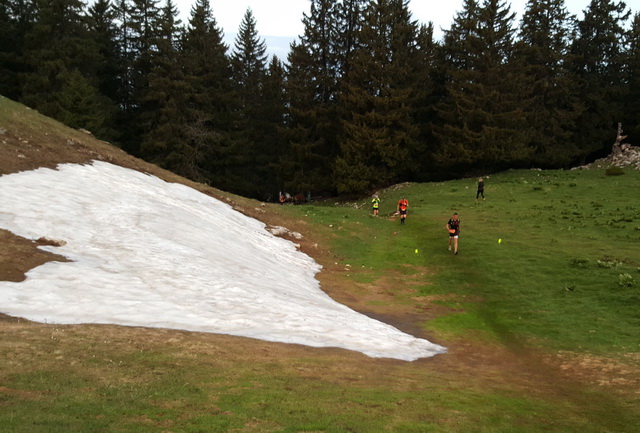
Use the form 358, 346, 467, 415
498, 238, 502, 244
415, 249, 419, 254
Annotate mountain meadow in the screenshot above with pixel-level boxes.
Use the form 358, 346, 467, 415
1, 93, 639, 432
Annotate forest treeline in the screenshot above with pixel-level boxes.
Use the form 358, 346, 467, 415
1, 0, 638, 199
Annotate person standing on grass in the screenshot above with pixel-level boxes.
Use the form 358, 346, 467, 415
446, 212, 460, 255
397, 197, 409, 224
476, 177, 485, 200
372, 195, 380, 216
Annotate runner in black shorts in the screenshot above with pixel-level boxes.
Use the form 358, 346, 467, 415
446, 213, 460, 255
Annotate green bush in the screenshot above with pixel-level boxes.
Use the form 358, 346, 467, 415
618, 273, 635, 287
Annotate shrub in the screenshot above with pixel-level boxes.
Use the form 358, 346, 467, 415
597, 259, 623, 269
618, 273, 635, 287
570, 258, 589, 268
605, 166, 625, 176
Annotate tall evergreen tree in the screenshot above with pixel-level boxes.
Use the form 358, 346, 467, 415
434, 0, 530, 175
570, 0, 631, 161
122, 0, 162, 154
86, 0, 121, 141
334, 0, 421, 193
411, 22, 441, 181
515, 0, 581, 167
263, 56, 288, 200
333, 0, 366, 80
0, 0, 36, 101
138, 0, 190, 175
284, 0, 340, 195
229, 8, 270, 198
87, 0, 120, 107
181, 0, 237, 191
20, 0, 113, 136
623, 12, 640, 146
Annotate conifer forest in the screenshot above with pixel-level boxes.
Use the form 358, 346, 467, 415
1, 0, 638, 199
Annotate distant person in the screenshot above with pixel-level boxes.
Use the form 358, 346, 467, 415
446, 212, 460, 255
279, 192, 285, 205
397, 197, 409, 224
476, 177, 485, 200
372, 195, 380, 216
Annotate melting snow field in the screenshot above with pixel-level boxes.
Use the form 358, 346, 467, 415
0, 161, 446, 361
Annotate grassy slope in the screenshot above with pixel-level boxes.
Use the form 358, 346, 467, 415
1, 96, 639, 432
291, 170, 640, 353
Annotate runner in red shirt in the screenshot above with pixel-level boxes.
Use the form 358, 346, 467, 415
397, 197, 409, 224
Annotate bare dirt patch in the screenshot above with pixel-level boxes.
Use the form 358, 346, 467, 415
0, 229, 69, 282
543, 351, 640, 395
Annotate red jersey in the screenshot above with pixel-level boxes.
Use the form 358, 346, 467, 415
398, 199, 408, 211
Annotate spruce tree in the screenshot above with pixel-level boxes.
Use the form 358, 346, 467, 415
181, 0, 237, 192
229, 8, 270, 198
284, 0, 340, 195
570, 0, 631, 162
623, 13, 640, 146
411, 22, 441, 181
263, 56, 288, 200
20, 0, 113, 136
111, 0, 137, 150
138, 0, 191, 176
435, 0, 529, 175
87, 0, 120, 109
515, 0, 581, 167
334, 0, 421, 193
86, 0, 121, 142
0, 0, 36, 101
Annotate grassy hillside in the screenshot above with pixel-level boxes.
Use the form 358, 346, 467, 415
1, 95, 639, 432
294, 169, 640, 355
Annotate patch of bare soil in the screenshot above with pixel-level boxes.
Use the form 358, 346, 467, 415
543, 351, 640, 396
0, 229, 69, 282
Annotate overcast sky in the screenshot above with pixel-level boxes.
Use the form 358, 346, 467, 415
171, 0, 593, 58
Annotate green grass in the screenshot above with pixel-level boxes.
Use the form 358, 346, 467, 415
288, 169, 640, 355
3, 332, 636, 433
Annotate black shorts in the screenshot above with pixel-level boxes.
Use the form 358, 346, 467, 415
400, 209, 407, 215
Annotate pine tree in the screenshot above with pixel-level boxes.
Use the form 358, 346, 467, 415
180, 0, 237, 191
570, 0, 631, 162
0, 0, 36, 101
333, 0, 366, 80
334, 0, 421, 193
110, 0, 137, 150
284, 0, 341, 195
623, 13, 640, 146
411, 22, 441, 181
263, 56, 288, 200
515, 0, 581, 167
138, 0, 191, 176
435, 0, 529, 175
20, 0, 113, 136
229, 8, 270, 198
87, 0, 120, 107
86, 0, 121, 142
120, 0, 162, 154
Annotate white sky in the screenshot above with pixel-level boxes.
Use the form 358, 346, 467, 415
172, 0, 594, 57
0, 161, 446, 361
